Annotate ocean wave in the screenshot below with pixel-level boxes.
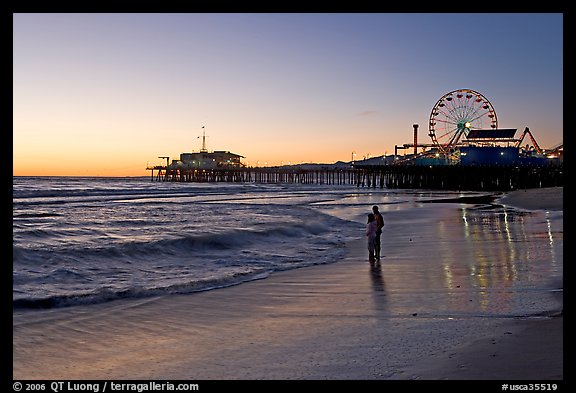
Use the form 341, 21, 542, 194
12, 178, 357, 311
12, 268, 273, 309
13, 212, 61, 218
14, 221, 335, 262
12, 218, 350, 309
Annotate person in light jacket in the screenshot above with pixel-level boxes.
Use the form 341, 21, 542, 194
366, 213, 377, 263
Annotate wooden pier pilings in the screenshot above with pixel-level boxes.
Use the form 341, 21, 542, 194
147, 164, 563, 191
148, 167, 360, 185
354, 164, 563, 191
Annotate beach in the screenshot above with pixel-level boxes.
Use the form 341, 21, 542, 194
496, 186, 563, 211
12, 186, 563, 382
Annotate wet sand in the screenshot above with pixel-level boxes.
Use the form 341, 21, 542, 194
13, 187, 563, 381
496, 186, 563, 211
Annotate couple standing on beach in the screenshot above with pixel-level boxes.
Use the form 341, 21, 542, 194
366, 205, 384, 263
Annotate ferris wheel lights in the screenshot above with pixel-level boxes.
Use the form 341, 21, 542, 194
429, 89, 498, 154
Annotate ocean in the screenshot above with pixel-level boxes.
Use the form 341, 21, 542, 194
12, 176, 563, 315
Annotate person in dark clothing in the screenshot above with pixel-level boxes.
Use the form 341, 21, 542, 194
372, 205, 384, 260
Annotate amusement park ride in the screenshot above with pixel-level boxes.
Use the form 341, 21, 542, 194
394, 88, 562, 163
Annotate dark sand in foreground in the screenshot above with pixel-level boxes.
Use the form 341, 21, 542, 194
13, 187, 563, 381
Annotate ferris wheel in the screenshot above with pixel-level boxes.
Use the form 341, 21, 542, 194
428, 89, 498, 154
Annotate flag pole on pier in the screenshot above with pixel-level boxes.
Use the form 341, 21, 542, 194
199, 126, 208, 153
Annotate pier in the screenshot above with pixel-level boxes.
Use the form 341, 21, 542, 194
146, 89, 563, 192
147, 166, 358, 185
146, 164, 563, 191
354, 164, 563, 191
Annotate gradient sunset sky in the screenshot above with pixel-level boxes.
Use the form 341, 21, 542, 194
13, 13, 563, 177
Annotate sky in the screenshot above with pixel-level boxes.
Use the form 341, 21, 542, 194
13, 13, 563, 176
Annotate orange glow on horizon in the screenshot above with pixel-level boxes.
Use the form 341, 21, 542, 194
13, 144, 398, 177
13, 129, 404, 176
13, 124, 562, 177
